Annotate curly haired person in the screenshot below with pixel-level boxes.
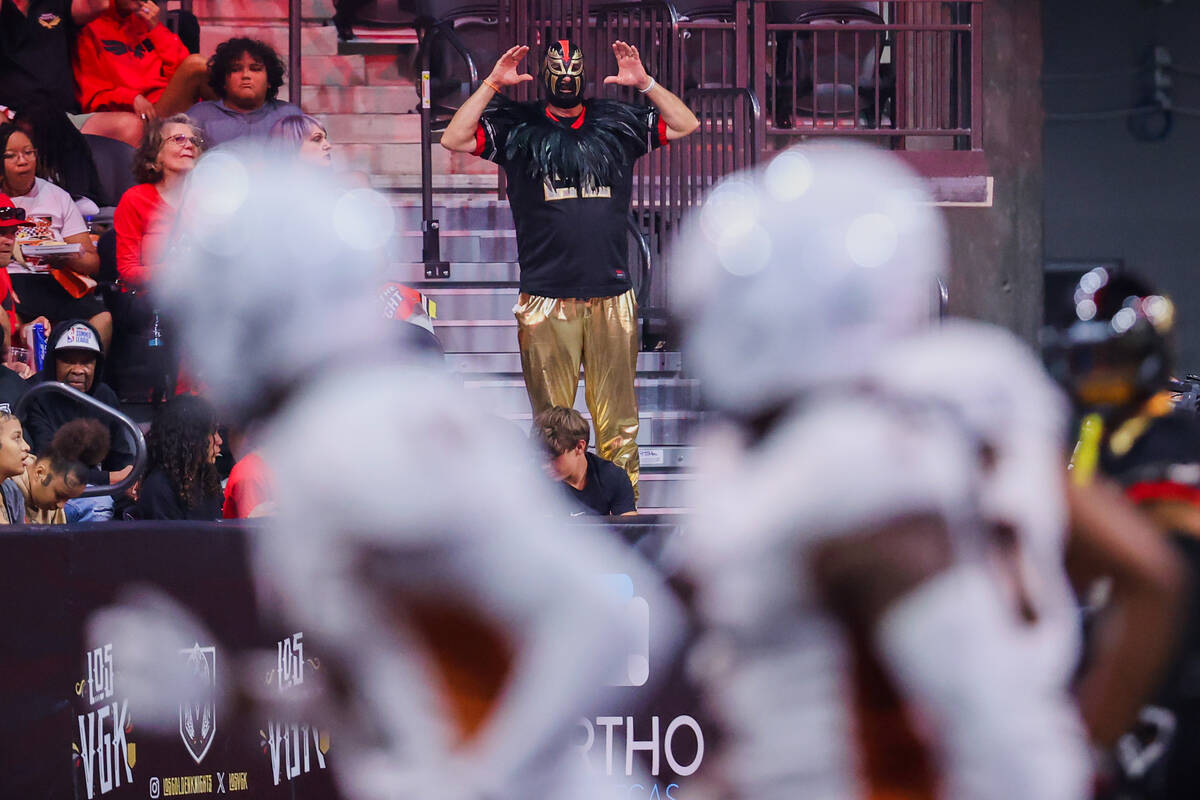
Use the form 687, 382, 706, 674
185, 37, 301, 148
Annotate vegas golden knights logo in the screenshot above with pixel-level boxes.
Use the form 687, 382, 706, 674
179, 643, 217, 764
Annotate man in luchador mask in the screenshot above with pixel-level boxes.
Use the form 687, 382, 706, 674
442, 39, 699, 499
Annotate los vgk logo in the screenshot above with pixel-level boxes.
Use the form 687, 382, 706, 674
261, 632, 330, 786
179, 643, 217, 764
542, 174, 612, 202
73, 643, 136, 798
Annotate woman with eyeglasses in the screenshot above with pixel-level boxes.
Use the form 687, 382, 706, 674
113, 114, 206, 290
0, 121, 110, 351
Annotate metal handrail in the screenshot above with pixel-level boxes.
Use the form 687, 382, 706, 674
627, 214, 653, 307
416, 15, 484, 279
14, 382, 148, 498
417, 19, 483, 99
289, 0, 302, 108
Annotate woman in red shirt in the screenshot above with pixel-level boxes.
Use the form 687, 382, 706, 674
113, 113, 204, 288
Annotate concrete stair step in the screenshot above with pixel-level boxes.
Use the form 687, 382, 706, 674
392, 199, 512, 230
421, 287, 518, 319
304, 85, 414, 115
396, 230, 516, 263
317, 113, 423, 144
193, 0, 333, 22
632, 445, 696, 471
462, 377, 701, 415
370, 173, 499, 192
634, 473, 695, 511
434, 319, 519, 353
388, 262, 519, 283
506, 410, 701, 447
437, 319, 653, 354
445, 351, 683, 375
199, 23, 339, 58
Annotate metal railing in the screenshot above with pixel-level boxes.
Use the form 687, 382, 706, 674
753, 0, 982, 151
14, 382, 148, 499
502, 1, 981, 150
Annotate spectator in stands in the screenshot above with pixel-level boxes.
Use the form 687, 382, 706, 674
22, 320, 135, 493
186, 38, 302, 149
0, 195, 39, 394
222, 426, 273, 519
0, 0, 108, 117
114, 114, 203, 288
0, 409, 33, 523
270, 113, 371, 187
0, 193, 34, 345
137, 394, 223, 520
72, 0, 214, 148
1, 122, 112, 349
534, 405, 636, 516
269, 114, 332, 166
13, 416, 108, 523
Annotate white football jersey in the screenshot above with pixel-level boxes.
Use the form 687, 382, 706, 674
684, 393, 979, 800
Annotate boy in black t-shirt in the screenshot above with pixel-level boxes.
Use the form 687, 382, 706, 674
535, 405, 636, 516
441, 38, 698, 502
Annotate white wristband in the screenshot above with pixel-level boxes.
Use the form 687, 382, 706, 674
638, 76, 657, 94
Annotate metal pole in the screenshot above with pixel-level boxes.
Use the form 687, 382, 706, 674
289, 0, 302, 107
420, 28, 450, 279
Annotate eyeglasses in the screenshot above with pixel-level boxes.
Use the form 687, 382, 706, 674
2, 148, 36, 162
162, 134, 203, 149
0, 207, 28, 222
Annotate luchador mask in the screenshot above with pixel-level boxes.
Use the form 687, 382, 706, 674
542, 39, 586, 106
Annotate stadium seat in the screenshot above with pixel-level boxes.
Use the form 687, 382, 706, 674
770, 2, 885, 126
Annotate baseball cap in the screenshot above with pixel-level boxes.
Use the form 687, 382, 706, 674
54, 323, 102, 355
0, 193, 35, 229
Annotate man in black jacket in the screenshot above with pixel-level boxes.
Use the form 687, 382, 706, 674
21, 319, 134, 506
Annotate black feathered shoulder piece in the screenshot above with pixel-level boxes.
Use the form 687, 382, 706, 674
487, 97, 645, 190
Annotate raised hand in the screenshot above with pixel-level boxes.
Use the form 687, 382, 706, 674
488, 45, 534, 89
136, 0, 161, 29
604, 40, 650, 89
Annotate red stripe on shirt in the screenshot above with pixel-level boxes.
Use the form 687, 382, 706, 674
1127, 481, 1200, 506
657, 117, 669, 146
544, 105, 587, 129
472, 123, 486, 156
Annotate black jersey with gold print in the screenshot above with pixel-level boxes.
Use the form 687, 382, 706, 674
473, 98, 667, 298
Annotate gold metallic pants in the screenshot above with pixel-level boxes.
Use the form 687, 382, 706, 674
515, 290, 640, 498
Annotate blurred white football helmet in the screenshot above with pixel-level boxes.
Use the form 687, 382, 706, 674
673, 141, 947, 416
155, 148, 399, 422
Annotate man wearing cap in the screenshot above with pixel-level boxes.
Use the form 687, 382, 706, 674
441, 39, 699, 500
21, 319, 134, 520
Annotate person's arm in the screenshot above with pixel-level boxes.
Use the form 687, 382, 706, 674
0, 291, 11, 350
73, 27, 143, 112
1066, 478, 1186, 747
114, 189, 151, 285
609, 466, 637, 516
603, 41, 698, 140
814, 512, 1091, 800
52, 232, 100, 277
71, 0, 108, 26
149, 22, 190, 77
441, 45, 531, 154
